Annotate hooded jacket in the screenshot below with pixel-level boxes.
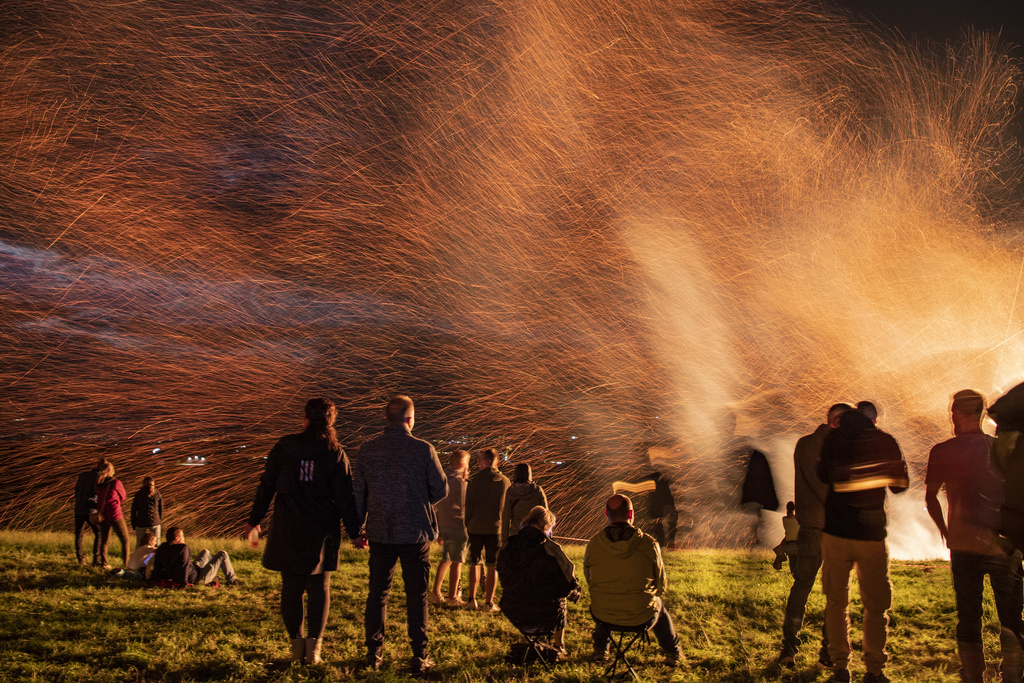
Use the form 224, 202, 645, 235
584, 523, 665, 627
465, 466, 510, 535
501, 481, 547, 544
95, 479, 127, 522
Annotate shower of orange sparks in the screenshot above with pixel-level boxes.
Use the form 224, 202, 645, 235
0, 0, 1021, 558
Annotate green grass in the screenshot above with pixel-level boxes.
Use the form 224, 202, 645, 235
0, 530, 994, 681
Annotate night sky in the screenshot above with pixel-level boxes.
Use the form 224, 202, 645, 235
835, 0, 1024, 51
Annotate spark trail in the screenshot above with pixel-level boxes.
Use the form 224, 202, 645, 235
1, 0, 1021, 557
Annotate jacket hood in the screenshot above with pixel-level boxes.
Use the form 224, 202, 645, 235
508, 481, 538, 496
473, 467, 505, 483
597, 523, 642, 558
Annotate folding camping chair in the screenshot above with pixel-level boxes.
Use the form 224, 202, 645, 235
594, 614, 657, 681
508, 622, 559, 671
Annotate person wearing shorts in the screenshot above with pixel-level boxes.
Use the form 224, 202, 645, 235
464, 448, 510, 611
432, 450, 470, 605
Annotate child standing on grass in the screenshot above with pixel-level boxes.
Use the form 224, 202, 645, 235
130, 476, 163, 548
772, 501, 799, 571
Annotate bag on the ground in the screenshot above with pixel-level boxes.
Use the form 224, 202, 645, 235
506, 641, 559, 665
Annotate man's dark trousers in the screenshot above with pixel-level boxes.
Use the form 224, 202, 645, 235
781, 527, 829, 660
74, 513, 100, 565
365, 541, 431, 657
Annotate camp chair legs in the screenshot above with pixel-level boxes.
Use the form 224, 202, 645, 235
507, 624, 559, 671
604, 628, 650, 680
523, 629, 554, 672
594, 615, 657, 681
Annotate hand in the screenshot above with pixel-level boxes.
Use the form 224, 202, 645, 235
243, 523, 261, 548
352, 534, 368, 550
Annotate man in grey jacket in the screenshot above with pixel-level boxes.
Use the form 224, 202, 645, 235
354, 395, 448, 675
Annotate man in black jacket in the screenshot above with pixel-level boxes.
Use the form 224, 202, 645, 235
818, 408, 908, 683
73, 459, 104, 566
148, 527, 238, 586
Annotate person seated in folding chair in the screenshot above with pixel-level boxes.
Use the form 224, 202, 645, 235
584, 494, 683, 672
497, 505, 581, 661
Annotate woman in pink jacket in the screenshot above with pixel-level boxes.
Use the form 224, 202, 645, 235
95, 461, 130, 569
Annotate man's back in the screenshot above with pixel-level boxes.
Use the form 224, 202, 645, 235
149, 542, 196, 584
927, 432, 1001, 554
820, 421, 908, 541
75, 469, 98, 514
465, 467, 510, 535
435, 467, 468, 530
354, 424, 447, 544
584, 524, 664, 627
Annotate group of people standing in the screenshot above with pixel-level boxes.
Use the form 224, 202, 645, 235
777, 389, 1024, 683
73, 460, 163, 569
243, 394, 683, 675
429, 447, 548, 610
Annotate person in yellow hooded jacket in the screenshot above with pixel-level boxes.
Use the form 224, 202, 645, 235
583, 494, 682, 666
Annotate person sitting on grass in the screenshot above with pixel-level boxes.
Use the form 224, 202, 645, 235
772, 501, 799, 571
147, 527, 239, 586
497, 505, 581, 655
114, 531, 158, 580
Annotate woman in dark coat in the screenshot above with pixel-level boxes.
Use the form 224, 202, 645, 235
497, 505, 580, 653
129, 476, 163, 548
244, 398, 361, 665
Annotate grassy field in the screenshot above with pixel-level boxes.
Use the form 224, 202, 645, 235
0, 530, 980, 682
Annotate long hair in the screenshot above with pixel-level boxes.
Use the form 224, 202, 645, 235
513, 463, 532, 484
97, 460, 115, 484
304, 397, 340, 452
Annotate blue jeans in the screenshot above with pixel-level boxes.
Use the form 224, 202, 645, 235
951, 550, 1024, 680
781, 527, 829, 660
365, 541, 431, 657
193, 549, 236, 584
